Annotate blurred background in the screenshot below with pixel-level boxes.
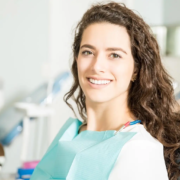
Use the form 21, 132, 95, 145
0, 0, 180, 179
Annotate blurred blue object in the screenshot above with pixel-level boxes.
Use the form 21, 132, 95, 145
16, 168, 34, 180
0, 121, 23, 146
0, 71, 71, 146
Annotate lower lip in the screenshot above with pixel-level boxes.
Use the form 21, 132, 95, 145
86, 78, 112, 89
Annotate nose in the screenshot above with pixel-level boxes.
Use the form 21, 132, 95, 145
91, 52, 106, 72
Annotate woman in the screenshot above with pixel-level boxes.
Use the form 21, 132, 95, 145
30, 1, 180, 180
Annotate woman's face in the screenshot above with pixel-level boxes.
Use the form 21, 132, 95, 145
76, 22, 135, 103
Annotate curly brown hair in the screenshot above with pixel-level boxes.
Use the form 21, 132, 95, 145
63, 1, 180, 179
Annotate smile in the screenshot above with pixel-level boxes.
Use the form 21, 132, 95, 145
88, 78, 111, 84
87, 78, 112, 89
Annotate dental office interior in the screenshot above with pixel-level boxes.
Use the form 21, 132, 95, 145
0, 0, 180, 179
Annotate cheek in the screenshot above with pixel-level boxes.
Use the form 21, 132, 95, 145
77, 59, 89, 74
113, 62, 134, 84
77, 59, 89, 86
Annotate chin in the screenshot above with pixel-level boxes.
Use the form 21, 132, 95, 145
86, 95, 113, 103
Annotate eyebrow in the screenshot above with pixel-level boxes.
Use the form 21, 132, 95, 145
80, 44, 127, 55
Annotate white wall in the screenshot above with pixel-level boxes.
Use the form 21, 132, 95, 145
0, 0, 49, 174
0, 0, 49, 106
129, 0, 180, 26
164, 0, 180, 25
130, 0, 164, 25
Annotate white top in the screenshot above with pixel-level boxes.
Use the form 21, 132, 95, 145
108, 124, 169, 180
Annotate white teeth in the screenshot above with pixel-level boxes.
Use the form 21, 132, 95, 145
89, 78, 111, 85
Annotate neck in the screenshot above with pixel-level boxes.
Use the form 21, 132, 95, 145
85, 94, 137, 132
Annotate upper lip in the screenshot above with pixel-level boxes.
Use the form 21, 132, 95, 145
87, 76, 113, 81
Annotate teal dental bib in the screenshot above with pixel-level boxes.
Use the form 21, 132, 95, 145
30, 117, 137, 180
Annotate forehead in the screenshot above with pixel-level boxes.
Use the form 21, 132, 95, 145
80, 22, 131, 52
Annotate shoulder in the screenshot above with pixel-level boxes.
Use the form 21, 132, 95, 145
119, 125, 165, 166
108, 125, 169, 180
121, 124, 163, 148
118, 124, 164, 165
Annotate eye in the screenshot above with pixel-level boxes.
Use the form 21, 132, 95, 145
110, 53, 121, 59
82, 50, 93, 56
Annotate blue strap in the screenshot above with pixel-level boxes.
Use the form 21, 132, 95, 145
129, 119, 141, 125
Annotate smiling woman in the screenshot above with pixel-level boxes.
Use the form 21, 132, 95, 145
30, 1, 180, 180
76, 23, 135, 105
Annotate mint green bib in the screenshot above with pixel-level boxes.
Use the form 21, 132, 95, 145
30, 117, 137, 180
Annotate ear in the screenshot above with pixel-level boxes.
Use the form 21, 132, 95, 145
131, 70, 138, 82
133, 67, 138, 77
132, 72, 137, 79
133, 72, 137, 77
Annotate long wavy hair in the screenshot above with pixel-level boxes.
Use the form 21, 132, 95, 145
63, 1, 180, 179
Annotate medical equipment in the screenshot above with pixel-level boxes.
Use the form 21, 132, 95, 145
0, 71, 71, 146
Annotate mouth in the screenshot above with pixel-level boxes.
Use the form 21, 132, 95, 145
86, 78, 113, 88
87, 77, 113, 81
